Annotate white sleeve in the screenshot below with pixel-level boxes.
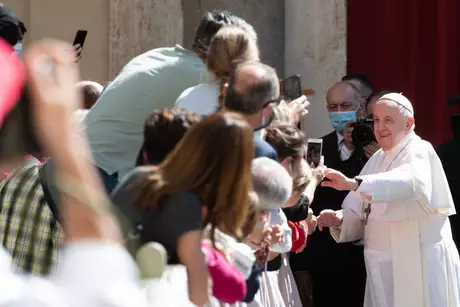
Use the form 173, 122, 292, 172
330, 208, 364, 243
357, 148, 431, 205
53, 242, 147, 306
175, 86, 196, 107
269, 209, 292, 253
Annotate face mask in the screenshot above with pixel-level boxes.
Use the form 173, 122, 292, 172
13, 42, 23, 57
329, 111, 356, 134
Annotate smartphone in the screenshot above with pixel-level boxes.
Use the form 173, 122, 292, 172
72, 30, 87, 59
306, 138, 323, 167
283, 74, 303, 101
73, 30, 88, 48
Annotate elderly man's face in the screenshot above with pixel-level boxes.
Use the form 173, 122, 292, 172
373, 99, 413, 151
326, 84, 358, 112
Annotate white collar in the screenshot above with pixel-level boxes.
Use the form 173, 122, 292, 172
336, 131, 344, 145
383, 131, 416, 157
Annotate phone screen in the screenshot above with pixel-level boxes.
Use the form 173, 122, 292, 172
283, 74, 302, 101
306, 139, 322, 167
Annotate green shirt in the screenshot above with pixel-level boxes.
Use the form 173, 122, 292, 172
85, 45, 208, 178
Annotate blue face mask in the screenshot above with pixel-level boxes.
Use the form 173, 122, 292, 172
329, 111, 356, 134
13, 42, 23, 57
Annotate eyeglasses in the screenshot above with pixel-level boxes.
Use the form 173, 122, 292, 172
263, 97, 281, 108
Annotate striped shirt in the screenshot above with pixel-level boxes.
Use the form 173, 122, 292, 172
0, 164, 63, 275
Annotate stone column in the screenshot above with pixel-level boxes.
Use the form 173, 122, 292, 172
285, 0, 347, 138
108, 0, 183, 79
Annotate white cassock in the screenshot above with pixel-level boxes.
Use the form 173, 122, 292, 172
330, 131, 460, 307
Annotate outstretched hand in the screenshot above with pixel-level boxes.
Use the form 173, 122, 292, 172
317, 209, 343, 231
320, 168, 358, 191
24, 39, 81, 155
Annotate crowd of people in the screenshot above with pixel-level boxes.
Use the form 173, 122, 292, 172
0, 4, 459, 307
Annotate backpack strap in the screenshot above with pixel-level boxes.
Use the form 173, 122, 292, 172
38, 163, 60, 223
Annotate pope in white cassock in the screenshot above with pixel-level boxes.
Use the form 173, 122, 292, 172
316, 93, 460, 307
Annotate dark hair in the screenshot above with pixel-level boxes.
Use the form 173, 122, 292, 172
342, 74, 374, 92
134, 112, 254, 239
78, 82, 102, 109
0, 6, 21, 46
192, 10, 257, 56
224, 61, 280, 114
366, 90, 392, 108
264, 124, 306, 161
136, 107, 202, 166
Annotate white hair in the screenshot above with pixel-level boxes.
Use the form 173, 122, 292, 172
252, 157, 293, 211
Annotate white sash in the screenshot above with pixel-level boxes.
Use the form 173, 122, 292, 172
390, 220, 425, 307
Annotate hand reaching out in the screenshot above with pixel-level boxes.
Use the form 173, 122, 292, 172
321, 168, 358, 191
269, 225, 285, 246
24, 39, 81, 155
305, 214, 318, 235
275, 95, 310, 125
316, 209, 343, 231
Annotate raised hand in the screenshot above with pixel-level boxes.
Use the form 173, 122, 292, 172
321, 168, 358, 191
24, 39, 81, 155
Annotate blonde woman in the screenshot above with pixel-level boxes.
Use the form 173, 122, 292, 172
175, 25, 259, 115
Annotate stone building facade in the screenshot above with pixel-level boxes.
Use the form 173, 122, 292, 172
3, 0, 346, 137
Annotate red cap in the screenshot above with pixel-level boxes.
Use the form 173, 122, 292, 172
0, 38, 25, 128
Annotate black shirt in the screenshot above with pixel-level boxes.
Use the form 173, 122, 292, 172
111, 167, 203, 264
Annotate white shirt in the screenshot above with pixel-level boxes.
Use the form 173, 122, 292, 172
336, 132, 354, 161
176, 82, 265, 139
175, 83, 220, 115
269, 209, 292, 253
0, 243, 148, 307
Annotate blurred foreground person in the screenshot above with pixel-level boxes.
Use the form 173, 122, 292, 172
318, 93, 460, 307
0, 39, 147, 306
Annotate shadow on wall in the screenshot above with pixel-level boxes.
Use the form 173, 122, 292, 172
182, 0, 285, 77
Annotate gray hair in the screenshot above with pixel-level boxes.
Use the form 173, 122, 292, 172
252, 157, 293, 211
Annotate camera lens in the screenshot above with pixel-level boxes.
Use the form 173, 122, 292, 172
352, 122, 374, 147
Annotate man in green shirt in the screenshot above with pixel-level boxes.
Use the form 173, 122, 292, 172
84, 10, 257, 191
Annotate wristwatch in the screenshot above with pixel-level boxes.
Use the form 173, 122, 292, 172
354, 177, 363, 191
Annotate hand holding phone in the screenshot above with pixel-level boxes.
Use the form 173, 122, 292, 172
282, 74, 303, 101
72, 30, 87, 61
306, 138, 323, 168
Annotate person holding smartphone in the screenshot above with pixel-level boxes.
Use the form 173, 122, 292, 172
289, 81, 369, 307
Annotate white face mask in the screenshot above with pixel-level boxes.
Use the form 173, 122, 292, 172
13, 42, 23, 57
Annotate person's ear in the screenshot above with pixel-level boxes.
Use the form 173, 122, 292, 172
407, 117, 415, 129
220, 83, 228, 98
